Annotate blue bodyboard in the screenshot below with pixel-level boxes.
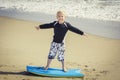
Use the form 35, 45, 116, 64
26, 65, 84, 77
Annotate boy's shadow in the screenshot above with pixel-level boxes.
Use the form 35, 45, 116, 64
0, 71, 40, 77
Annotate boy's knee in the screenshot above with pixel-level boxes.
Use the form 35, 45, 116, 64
58, 58, 64, 61
57, 55, 64, 61
48, 54, 55, 59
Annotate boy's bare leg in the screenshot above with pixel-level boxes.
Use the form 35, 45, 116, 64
44, 59, 52, 70
61, 60, 67, 72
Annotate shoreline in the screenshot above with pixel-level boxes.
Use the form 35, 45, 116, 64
0, 9, 120, 39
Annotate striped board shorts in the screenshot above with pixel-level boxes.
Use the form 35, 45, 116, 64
48, 42, 65, 61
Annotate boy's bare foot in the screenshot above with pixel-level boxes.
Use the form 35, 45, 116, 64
63, 68, 67, 72
43, 66, 48, 70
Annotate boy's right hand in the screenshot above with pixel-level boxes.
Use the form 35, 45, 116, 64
35, 26, 40, 30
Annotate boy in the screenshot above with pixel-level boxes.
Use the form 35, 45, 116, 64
35, 11, 86, 72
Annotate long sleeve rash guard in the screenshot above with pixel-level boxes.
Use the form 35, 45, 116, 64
39, 21, 84, 43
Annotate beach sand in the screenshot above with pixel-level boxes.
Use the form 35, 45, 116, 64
0, 16, 120, 80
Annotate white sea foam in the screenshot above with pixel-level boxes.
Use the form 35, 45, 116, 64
0, 0, 120, 21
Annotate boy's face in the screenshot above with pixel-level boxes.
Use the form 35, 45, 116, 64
57, 13, 65, 24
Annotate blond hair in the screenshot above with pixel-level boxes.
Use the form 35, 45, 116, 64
56, 11, 66, 16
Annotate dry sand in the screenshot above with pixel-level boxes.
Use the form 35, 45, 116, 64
0, 16, 120, 80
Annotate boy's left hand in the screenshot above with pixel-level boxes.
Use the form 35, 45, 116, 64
83, 33, 88, 38
35, 26, 40, 30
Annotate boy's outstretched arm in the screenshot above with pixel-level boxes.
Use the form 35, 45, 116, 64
67, 22, 88, 38
34, 21, 56, 30
67, 23, 84, 35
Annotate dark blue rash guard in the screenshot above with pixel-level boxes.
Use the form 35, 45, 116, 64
39, 21, 84, 43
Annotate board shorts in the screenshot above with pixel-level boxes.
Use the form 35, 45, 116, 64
48, 42, 65, 61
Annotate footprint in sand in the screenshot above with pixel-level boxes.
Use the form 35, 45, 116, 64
84, 65, 88, 68
22, 79, 30, 80
92, 68, 96, 71
99, 70, 109, 75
